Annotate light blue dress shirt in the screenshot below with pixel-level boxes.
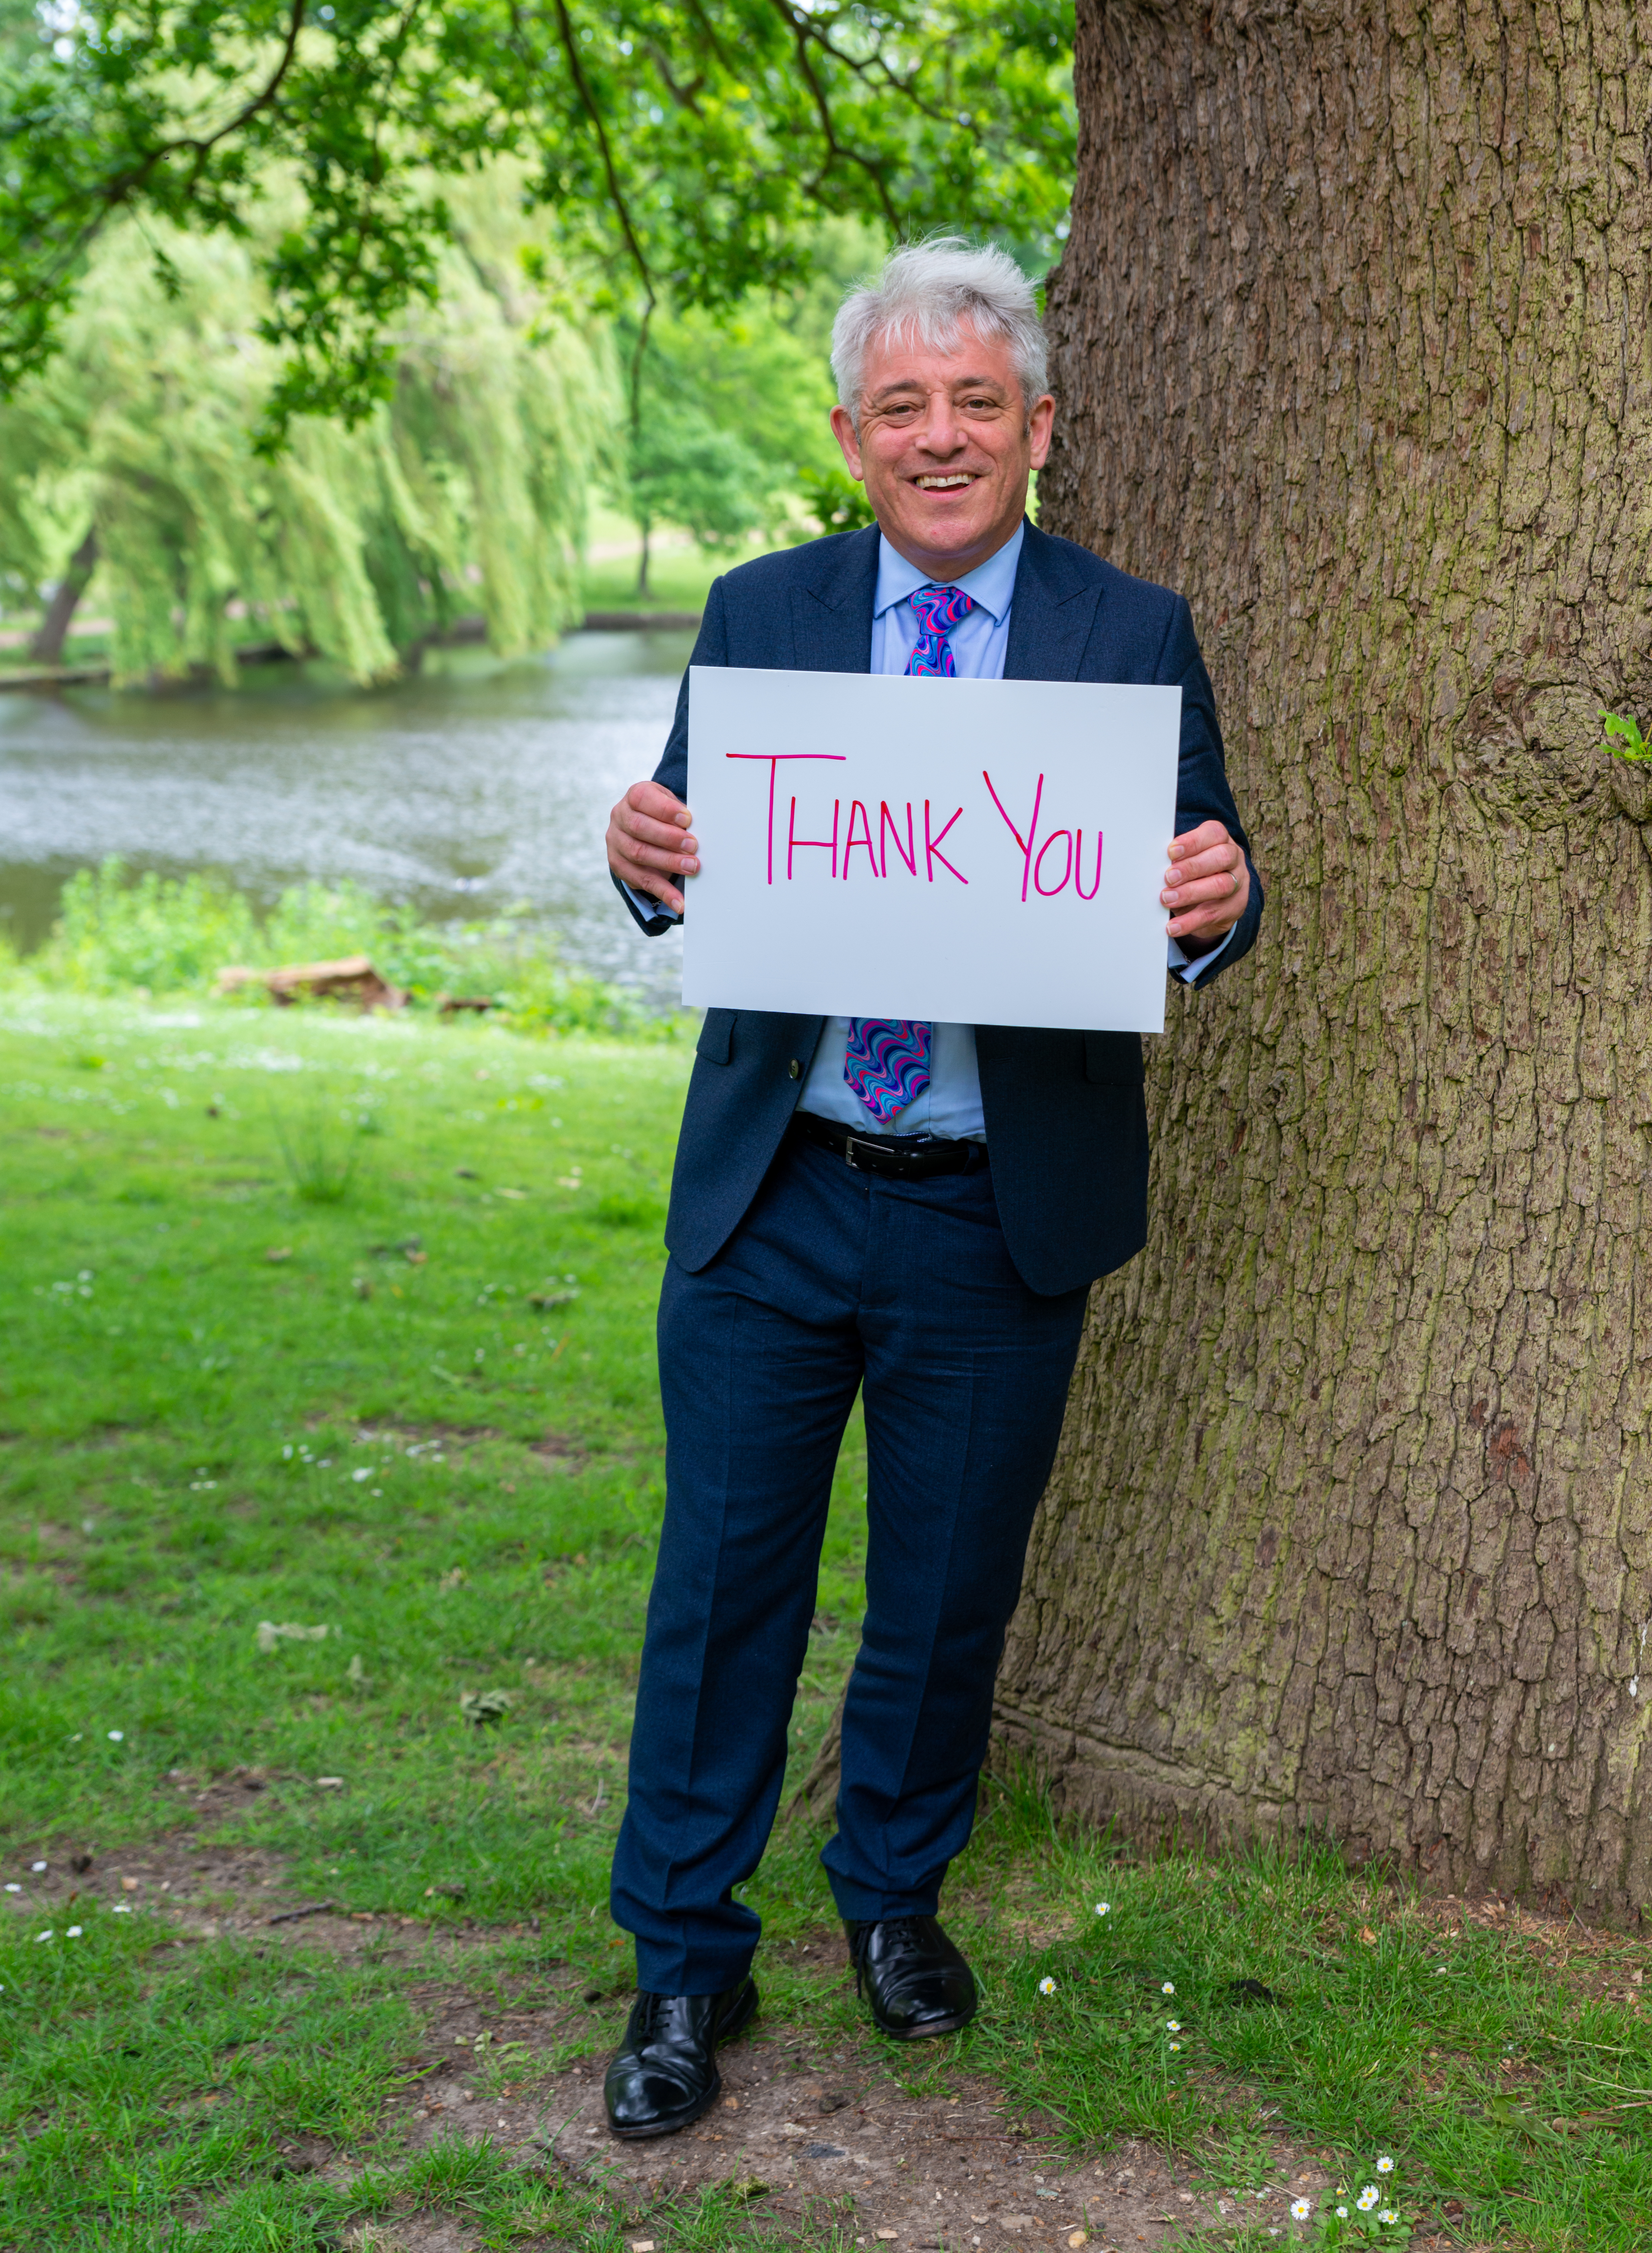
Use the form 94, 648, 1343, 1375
796, 525, 1232, 1140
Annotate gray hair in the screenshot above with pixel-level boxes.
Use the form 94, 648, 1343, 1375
830, 237, 1049, 423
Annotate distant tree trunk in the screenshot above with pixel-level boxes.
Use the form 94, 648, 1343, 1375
636, 517, 652, 599
992, 0, 1652, 1921
29, 526, 98, 664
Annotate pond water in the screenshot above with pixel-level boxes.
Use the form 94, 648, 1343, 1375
0, 630, 694, 1011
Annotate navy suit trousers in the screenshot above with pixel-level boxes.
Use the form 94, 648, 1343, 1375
609, 1135, 1089, 1994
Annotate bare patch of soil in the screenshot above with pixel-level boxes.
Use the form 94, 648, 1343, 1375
4, 1824, 1362, 2251
0, 1821, 535, 1962
357, 1952, 1330, 2252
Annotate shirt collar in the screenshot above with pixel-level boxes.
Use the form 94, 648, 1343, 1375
873, 519, 1025, 625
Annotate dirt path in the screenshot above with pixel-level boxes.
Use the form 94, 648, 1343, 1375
13, 1830, 1329, 2250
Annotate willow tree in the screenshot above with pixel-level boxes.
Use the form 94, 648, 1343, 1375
991, 0, 1652, 1921
0, 169, 607, 685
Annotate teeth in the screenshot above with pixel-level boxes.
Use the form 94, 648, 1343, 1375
915, 474, 974, 489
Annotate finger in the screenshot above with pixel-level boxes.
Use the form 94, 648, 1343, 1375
627, 781, 693, 827
1168, 902, 1233, 937
621, 808, 701, 860
1168, 820, 1230, 861
615, 858, 685, 915
1168, 884, 1246, 938
1162, 845, 1236, 890
1160, 869, 1242, 911
620, 845, 700, 886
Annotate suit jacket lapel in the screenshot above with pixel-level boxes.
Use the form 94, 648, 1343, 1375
1003, 521, 1103, 682
791, 524, 879, 673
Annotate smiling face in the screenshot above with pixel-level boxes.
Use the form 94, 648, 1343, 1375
829, 321, 1053, 581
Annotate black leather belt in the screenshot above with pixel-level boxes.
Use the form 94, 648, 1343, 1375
789, 1111, 988, 1177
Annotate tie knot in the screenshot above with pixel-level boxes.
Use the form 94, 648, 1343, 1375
906, 583, 975, 677
910, 584, 973, 634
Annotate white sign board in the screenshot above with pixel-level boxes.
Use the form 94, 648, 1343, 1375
680, 668, 1181, 1034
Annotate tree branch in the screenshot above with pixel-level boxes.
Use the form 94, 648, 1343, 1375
767, 0, 901, 233
547, 0, 656, 430
101, 1, 309, 210
9, 1, 309, 322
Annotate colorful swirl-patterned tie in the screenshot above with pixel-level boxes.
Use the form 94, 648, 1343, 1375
905, 582, 975, 678
843, 586, 975, 1123
844, 1016, 932, 1125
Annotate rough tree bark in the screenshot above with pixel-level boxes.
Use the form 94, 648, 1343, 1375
994, 0, 1652, 1920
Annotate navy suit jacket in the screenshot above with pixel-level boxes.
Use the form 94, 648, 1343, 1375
618, 520, 1262, 1296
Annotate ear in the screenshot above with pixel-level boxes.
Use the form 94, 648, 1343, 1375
830, 404, 865, 481
1027, 393, 1055, 472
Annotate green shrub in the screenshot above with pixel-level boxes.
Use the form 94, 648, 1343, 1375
41, 857, 259, 993
30, 860, 675, 1040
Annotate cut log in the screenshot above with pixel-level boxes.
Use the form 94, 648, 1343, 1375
216, 955, 408, 1011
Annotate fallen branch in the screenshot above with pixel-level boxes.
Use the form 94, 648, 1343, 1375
216, 956, 407, 1011
268, 1900, 339, 1925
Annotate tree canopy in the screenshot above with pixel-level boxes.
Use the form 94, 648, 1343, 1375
0, 1, 1075, 440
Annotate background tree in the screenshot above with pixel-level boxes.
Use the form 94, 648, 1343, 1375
0, 1, 1074, 435
607, 222, 878, 587
617, 406, 773, 597
0, 162, 607, 683
992, 0, 1652, 1920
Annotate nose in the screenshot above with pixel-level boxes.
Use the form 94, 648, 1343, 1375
917, 389, 966, 456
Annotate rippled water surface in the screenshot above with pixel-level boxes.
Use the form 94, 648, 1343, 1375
0, 632, 693, 1008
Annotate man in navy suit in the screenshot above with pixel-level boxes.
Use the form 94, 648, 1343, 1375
599, 240, 1262, 2137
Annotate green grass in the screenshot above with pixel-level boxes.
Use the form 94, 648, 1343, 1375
3, 988, 1650, 2251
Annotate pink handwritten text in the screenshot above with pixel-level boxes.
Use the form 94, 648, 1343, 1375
983, 768, 1103, 903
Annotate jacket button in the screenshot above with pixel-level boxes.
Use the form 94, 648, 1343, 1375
788, 1058, 801, 1080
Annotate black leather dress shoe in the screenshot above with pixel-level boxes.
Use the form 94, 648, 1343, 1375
603, 1978, 758, 2138
845, 1915, 976, 2039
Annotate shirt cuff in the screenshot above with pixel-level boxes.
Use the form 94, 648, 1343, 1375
625, 883, 682, 926
1167, 921, 1236, 984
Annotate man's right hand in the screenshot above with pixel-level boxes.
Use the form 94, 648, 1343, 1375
607, 781, 699, 917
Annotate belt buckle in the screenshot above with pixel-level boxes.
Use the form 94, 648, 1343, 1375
843, 1132, 866, 1170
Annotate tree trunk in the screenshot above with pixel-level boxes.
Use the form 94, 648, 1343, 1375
29, 526, 98, 664
996, 0, 1652, 1921
636, 519, 652, 599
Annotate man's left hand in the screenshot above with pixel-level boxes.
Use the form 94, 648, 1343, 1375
1163, 821, 1251, 956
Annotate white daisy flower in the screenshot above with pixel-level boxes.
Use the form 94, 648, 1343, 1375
1375, 2156, 1394, 2174
1379, 2213, 1399, 2228
112, 1904, 132, 1914
1038, 1976, 1056, 1995
1168, 2040, 1182, 2052
34, 1931, 52, 1943
1357, 2187, 1379, 2210
1165, 2019, 1181, 2031
1094, 1901, 1111, 1915
107, 1730, 124, 1742
66, 1926, 82, 1938
1162, 1981, 1175, 1994
1335, 2207, 1349, 2220
1290, 2197, 1313, 2221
